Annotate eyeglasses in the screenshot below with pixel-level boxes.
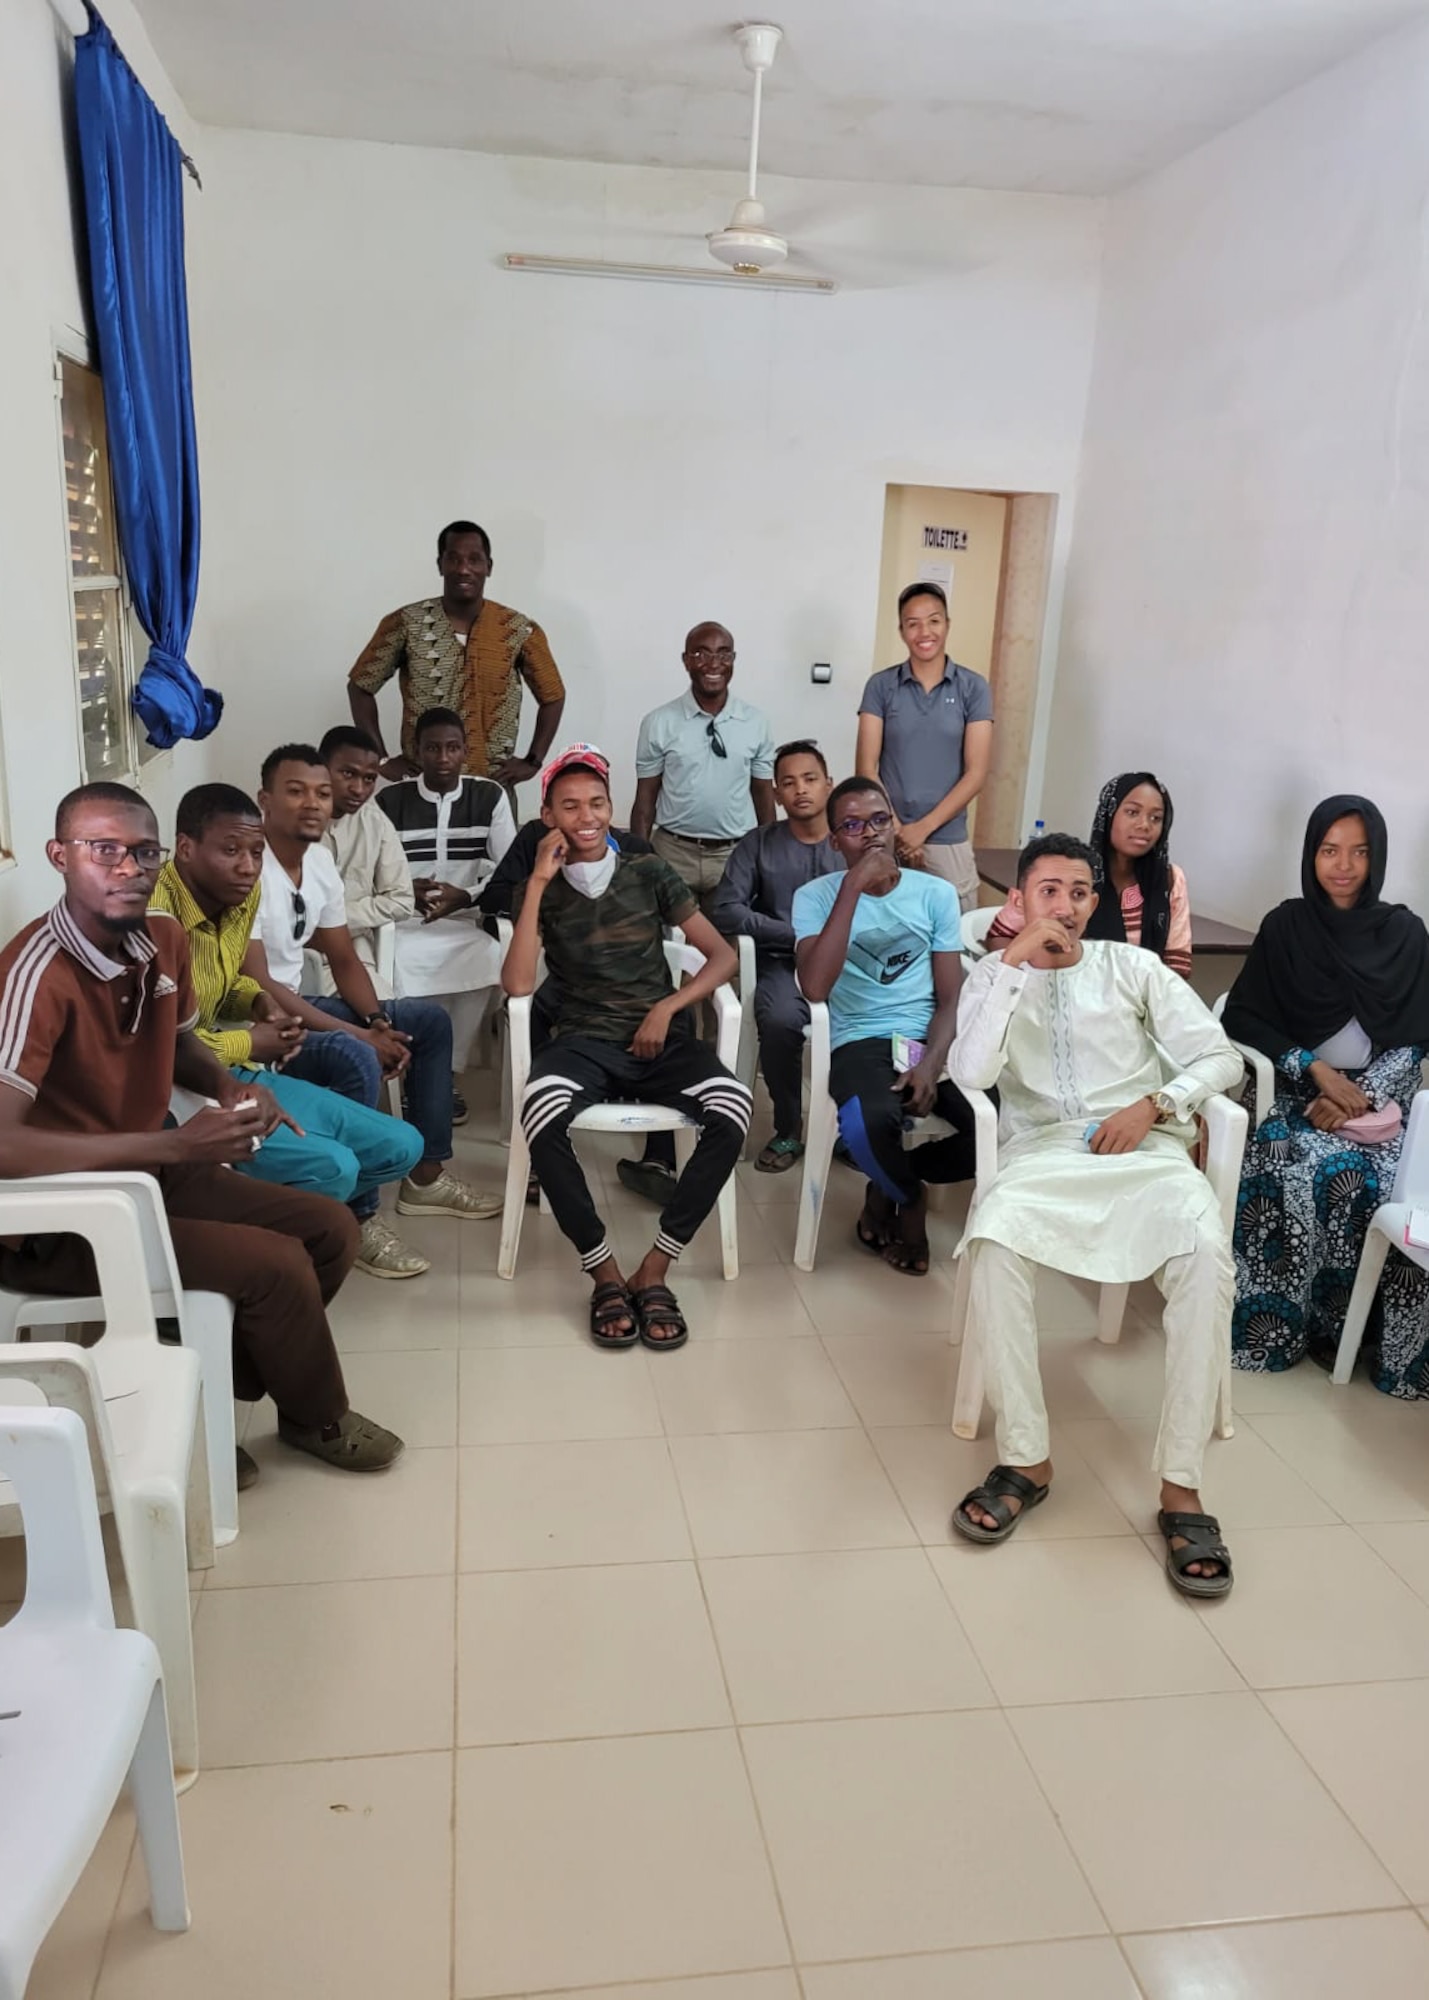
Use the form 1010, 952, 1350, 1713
833, 812, 894, 837
291, 889, 307, 940
63, 838, 168, 872
706, 720, 727, 760
687, 646, 734, 664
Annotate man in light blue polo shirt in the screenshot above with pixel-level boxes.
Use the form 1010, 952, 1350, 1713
631, 621, 777, 913
794, 776, 977, 1276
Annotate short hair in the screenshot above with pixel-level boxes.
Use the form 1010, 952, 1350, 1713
259, 742, 326, 791
1016, 831, 1098, 886
318, 724, 381, 761
176, 783, 261, 843
897, 581, 948, 617
437, 519, 491, 560
413, 706, 466, 744
545, 761, 609, 800
774, 738, 829, 778
826, 775, 891, 826
54, 781, 150, 838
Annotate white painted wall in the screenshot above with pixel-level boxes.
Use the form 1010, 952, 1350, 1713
1046, 16, 1429, 928
0, 0, 210, 933
187, 135, 1104, 815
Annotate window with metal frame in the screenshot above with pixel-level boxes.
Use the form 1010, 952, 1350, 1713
58, 352, 160, 783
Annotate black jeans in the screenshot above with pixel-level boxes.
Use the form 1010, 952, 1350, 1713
521, 1031, 752, 1270
753, 961, 809, 1140
829, 1036, 977, 1205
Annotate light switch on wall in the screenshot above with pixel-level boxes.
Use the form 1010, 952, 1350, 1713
810, 662, 832, 684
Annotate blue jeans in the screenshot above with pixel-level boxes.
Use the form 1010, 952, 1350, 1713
284, 997, 455, 1173
232, 1066, 422, 1222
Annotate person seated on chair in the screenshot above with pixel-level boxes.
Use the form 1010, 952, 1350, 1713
375, 706, 516, 1091
503, 751, 751, 1349
1223, 795, 1429, 1395
149, 782, 427, 1243
793, 777, 976, 1276
986, 771, 1193, 977
478, 744, 679, 1206
709, 740, 843, 1174
948, 830, 1241, 1597
318, 721, 417, 989
247, 744, 501, 1282
0, 782, 404, 1484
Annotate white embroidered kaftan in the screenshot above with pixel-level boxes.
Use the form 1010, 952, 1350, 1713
949, 940, 1242, 1283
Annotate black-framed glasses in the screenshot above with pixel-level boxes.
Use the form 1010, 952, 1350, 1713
833, 811, 894, 837
291, 889, 307, 939
63, 838, 168, 872
706, 720, 727, 759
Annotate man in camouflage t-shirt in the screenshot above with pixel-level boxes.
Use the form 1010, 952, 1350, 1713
505, 748, 751, 1348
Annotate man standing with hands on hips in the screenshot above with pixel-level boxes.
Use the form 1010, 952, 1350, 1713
631, 622, 777, 913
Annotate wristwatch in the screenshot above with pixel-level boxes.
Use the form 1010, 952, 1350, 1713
361, 1011, 390, 1030
1149, 1091, 1178, 1124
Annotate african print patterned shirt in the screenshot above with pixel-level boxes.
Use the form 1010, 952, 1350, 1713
515, 854, 697, 1044
347, 596, 564, 776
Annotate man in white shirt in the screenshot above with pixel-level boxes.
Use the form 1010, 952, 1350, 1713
248, 743, 501, 1281
630, 623, 777, 912
319, 724, 415, 991
947, 831, 1240, 1598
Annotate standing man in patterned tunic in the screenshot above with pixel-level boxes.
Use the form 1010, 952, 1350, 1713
347, 520, 566, 790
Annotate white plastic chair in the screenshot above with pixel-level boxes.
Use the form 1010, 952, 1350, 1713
0, 1406, 189, 1997
1331, 1088, 1429, 1384
373, 922, 404, 1117
498, 940, 742, 1281
793, 999, 998, 1272
734, 934, 759, 1101
0, 1168, 238, 1550
949, 1090, 1247, 1442
959, 905, 1000, 967
0, 1185, 213, 1788
1213, 991, 1274, 1128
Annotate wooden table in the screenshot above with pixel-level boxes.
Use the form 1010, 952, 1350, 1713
974, 847, 1257, 955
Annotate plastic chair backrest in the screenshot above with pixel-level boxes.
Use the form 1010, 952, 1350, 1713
0, 1182, 173, 1343
1391, 1090, 1429, 1207
960, 906, 999, 954
375, 921, 396, 988
0, 1404, 113, 1631
0, 1344, 118, 1524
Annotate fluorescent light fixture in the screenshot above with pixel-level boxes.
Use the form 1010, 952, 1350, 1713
503, 253, 835, 296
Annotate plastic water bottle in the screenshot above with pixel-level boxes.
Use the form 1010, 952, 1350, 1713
1030, 816, 1045, 842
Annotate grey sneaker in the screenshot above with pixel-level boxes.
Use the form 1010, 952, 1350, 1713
277, 1408, 406, 1473
356, 1215, 431, 1279
395, 1169, 502, 1220
236, 1445, 260, 1490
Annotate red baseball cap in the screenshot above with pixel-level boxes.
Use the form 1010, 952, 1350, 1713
540, 742, 610, 800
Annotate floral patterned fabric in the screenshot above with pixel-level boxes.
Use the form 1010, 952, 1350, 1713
1232, 1043, 1429, 1397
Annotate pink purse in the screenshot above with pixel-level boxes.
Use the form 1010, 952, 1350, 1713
1336, 1102, 1402, 1145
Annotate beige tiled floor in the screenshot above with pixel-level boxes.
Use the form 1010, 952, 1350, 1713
20, 1088, 1429, 1997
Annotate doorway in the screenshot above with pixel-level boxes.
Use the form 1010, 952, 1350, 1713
874, 483, 1057, 849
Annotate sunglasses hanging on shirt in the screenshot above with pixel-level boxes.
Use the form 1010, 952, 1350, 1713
706, 720, 727, 759
291, 889, 307, 940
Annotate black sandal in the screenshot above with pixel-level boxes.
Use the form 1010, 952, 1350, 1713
1157, 1510, 1234, 1599
951, 1465, 1050, 1545
630, 1283, 688, 1352
589, 1281, 638, 1349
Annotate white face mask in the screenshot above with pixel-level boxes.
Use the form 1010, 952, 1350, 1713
561, 849, 617, 899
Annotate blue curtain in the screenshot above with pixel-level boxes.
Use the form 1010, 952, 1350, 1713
74, 7, 221, 747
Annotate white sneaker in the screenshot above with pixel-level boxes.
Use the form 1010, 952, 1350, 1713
395, 1169, 503, 1220
355, 1215, 431, 1280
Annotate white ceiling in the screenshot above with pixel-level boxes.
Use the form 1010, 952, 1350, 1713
139, 0, 1428, 196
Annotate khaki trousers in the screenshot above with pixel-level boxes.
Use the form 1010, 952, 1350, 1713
918, 840, 980, 914
651, 828, 735, 916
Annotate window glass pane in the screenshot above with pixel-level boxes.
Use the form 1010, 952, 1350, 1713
60, 358, 118, 579
75, 588, 130, 779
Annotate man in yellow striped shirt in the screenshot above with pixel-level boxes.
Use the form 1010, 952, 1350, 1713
149, 783, 429, 1276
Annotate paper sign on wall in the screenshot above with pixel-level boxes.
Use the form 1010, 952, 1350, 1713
916, 559, 953, 602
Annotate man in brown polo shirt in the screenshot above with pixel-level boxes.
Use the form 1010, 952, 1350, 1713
0, 780, 404, 1487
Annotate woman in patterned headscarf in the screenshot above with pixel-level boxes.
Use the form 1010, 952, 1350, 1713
985, 770, 1192, 977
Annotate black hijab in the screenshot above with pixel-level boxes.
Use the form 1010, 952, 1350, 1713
1223, 794, 1429, 1061
1083, 771, 1174, 959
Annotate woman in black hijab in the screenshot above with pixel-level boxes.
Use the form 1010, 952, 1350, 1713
1226, 796, 1429, 1393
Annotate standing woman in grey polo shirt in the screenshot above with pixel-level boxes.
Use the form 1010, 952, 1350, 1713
855, 582, 994, 913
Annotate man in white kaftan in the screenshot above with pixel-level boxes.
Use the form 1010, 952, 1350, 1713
948, 833, 1241, 1596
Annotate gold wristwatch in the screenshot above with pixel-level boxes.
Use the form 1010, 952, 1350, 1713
1149, 1091, 1177, 1125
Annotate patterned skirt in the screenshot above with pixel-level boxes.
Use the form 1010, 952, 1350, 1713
1232, 1094, 1429, 1398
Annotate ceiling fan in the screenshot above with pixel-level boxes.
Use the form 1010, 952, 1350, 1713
706, 22, 791, 275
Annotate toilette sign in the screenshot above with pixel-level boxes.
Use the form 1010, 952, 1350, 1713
923, 526, 969, 551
